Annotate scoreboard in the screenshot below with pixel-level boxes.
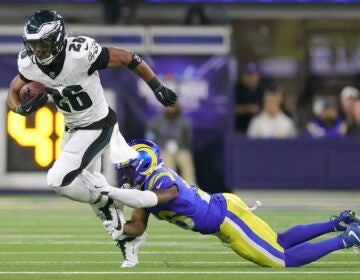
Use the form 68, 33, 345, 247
0, 90, 116, 189
7, 105, 64, 171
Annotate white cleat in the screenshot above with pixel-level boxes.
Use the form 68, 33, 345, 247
117, 233, 147, 268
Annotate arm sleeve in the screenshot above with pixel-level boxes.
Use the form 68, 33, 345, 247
108, 188, 158, 208
68, 36, 104, 75
88, 47, 110, 75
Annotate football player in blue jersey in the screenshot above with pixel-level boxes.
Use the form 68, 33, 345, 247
82, 139, 360, 268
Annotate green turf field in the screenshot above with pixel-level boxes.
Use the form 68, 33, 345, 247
0, 192, 359, 280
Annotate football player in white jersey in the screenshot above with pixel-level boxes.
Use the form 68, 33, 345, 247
7, 10, 177, 268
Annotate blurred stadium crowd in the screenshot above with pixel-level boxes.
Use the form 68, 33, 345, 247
235, 62, 360, 139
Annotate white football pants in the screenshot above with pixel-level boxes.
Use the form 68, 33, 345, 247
47, 123, 137, 203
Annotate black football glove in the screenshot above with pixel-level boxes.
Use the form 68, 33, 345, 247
16, 92, 48, 116
44, 87, 58, 96
153, 85, 177, 107
147, 77, 177, 107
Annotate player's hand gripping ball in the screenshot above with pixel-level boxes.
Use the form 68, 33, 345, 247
16, 82, 48, 116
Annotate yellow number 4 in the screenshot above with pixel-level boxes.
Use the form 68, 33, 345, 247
8, 107, 64, 168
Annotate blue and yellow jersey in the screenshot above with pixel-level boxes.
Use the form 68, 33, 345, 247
142, 167, 286, 267
142, 166, 227, 234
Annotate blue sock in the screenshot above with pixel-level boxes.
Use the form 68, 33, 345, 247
285, 236, 345, 267
278, 221, 335, 249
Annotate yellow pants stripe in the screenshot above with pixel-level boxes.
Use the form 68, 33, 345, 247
217, 193, 285, 268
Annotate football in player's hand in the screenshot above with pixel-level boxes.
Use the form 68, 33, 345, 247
20, 81, 46, 101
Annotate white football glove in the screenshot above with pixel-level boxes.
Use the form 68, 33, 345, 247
81, 170, 110, 194
103, 206, 126, 241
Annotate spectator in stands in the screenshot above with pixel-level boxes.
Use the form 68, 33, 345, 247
146, 104, 196, 184
340, 86, 360, 136
247, 86, 297, 139
304, 96, 347, 138
234, 62, 268, 133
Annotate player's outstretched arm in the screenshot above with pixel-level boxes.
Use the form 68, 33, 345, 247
82, 170, 178, 207
108, 184, 178, 207
123, 208, 150, 237
106, 47, 177, 107
82, 170, 158, 207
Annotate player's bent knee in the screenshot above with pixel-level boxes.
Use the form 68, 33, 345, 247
51, 178, 99, 204
47, 166, 66, 188
47, 164, 79, 188
47, 168, 98, 204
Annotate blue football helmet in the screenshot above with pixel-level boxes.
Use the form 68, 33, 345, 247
23, 10, 66, 65
116, 139, 163, 187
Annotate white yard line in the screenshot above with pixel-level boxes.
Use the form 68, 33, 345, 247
0, 261, 358, 265
0, 234, 204, 239
0, 241, 220, 246
0, 251, 355, 255
0, 271, 360, 275
0, 251, 230, 254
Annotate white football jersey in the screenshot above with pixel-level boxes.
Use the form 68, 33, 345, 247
17, 36, 109, 128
